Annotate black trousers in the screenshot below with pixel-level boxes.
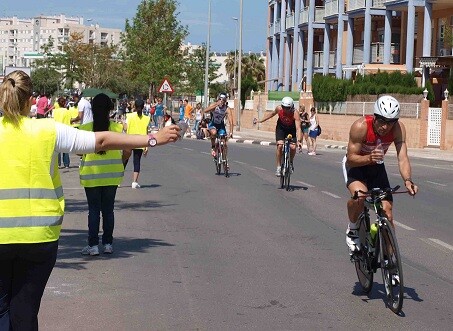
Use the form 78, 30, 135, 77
0, 240, 58, 331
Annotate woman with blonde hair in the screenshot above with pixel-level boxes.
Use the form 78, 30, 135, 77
0, 70, 180, 330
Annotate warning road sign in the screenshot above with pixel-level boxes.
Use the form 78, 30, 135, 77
158, 79, 174, 93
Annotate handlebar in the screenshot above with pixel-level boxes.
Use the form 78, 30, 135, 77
352, 185, 410, 201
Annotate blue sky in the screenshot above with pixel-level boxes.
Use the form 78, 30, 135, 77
2, 0, 268, 53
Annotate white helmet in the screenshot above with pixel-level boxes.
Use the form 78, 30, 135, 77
374, 95, 400, 120
281, 96, 294, 109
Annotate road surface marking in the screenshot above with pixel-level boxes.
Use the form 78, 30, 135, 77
233, 160, 248, 165
390, 173, 400, 177
428, 238, 453, 251
253, 166, 267, 171
260, 142, 271, 146
321, 191, 341, 199
201, 151, 210, 155
393, 221, 415, 231
426, 180, 447, 187
243, 140, 255, 144
297, 181, 315, 188
182, 147, 194, 151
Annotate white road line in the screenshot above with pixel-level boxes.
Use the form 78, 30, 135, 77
426, 180, 447, 187
254, 166, 267, 171
233, 160, 248, 165
428, 238, 453, 252
297, 181, 315, 188
321, 191, 341, 199
243, 140, 255, 144
201, 151, 210, 155
182, 147, 194, 151
393, 221, 415, 231
390, 173, 400, 177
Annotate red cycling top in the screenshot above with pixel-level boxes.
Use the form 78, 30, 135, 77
360, 115, 394, 156
278, 107, 295, 127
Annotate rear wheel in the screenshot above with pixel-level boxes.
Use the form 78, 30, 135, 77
354, 215, 373, 293
379, 218, 404, 314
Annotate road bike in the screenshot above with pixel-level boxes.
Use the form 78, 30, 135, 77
213, 132, 229, 177
280, 134, 293, 191
351, 185, 408, 314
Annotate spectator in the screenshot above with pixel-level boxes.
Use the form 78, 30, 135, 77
299, 105, 310, 153
183, 99, 193, 135
193, 102, 202, 133
199, 118, 210, 139
78, 93, 124, 256
154, 97, 164, 129
308, 107, 320, 155
36, 92, 51, 119
0, 70, 180, 330
178, 100, 184, 122
53, 96, 72, 168
70, 92, 93, 125
122, 99, 151, 188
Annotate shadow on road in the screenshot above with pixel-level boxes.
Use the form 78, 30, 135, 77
54, 229, 174, 271
64, 197, 177, 213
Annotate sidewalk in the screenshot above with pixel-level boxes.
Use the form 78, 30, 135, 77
206, 127, 453, 162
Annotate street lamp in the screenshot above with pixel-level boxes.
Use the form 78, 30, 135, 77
237, 0, 243, 131
203, 0, 212, 109
423, 88, 428, 100
232, 17, 238, 90
444, 88, 449, 100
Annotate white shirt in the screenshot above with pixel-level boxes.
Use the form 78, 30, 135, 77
78, 97, 93, 125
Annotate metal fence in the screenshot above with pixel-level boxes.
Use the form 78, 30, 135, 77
315, 102, 420, 118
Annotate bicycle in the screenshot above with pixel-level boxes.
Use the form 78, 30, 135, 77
280, 134, 293, 191
213, 132, 229, 178
351, 185, 408, 314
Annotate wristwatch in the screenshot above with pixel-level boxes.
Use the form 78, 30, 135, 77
148, 134, 157, 147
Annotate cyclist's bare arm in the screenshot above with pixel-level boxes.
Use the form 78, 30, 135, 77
258, 107, 278, 123
393, 122, 418, 195
203, 101, 221, 114
293, 111, 302, 145
346, 118, 375, 167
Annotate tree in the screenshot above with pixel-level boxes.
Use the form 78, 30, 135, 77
31, 67, 60, 95
121, 0, 188, 97
224, 51, 236, 90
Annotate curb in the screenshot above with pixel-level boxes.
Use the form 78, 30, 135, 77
325, 145, 347, 150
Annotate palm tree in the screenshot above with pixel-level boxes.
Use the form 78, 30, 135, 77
240, 53, 266, 89
224, 51, 236, 90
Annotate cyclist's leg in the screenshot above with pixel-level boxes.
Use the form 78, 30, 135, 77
374, 165, 394, 226
208, 123, 217, 150
275, 123, 285, 169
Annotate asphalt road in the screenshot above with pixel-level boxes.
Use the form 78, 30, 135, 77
40, 139, 453, 330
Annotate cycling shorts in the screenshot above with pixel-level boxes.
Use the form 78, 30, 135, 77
208, 121, 226, 134
275, 122, 297, 143
342, 156, 393, 202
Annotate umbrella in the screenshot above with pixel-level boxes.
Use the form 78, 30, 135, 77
81, 88, 118, 99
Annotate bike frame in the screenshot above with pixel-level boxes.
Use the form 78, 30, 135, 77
214, 133, 229, 177
280, 135, 292, 190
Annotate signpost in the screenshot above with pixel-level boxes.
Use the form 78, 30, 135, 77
158, 78, 174, 116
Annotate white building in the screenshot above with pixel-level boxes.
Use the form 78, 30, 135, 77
0, 14, 122, 73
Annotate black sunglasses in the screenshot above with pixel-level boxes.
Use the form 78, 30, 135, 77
374, 115, 398, 124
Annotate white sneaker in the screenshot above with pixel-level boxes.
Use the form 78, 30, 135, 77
81, 245, 99, 256
103, 244, 113, 254
392, 274, 400, 286
275, 166, 282, 177
131, 182, 140, 189
346, 226, 360, 254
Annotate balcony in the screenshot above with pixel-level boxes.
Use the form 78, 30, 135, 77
285, 13, 295, 29
315, 7, 325, 22
275, 18, 281, 34
348, 0, 386, 11
314, 51, 336, 68
268, 23, 274, 37
353, 43, 400, 64
324, 0, 339, 17
300, 7, 309, 24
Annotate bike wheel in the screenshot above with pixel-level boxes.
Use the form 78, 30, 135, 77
354, 214, 374, 293
285, 156, 291, 191
215, 149, 221, 175
379, 218, 404, 314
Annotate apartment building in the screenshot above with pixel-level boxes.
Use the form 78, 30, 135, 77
0, 14, 121, 73
267, 0, 453, 92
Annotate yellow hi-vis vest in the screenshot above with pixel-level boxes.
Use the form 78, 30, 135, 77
79, 122, 124, 187
0, 117, 64, 244
126, 112, 150, 150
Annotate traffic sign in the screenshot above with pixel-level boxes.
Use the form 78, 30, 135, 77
158, 78, 174, 93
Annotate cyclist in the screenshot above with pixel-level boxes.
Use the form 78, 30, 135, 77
257, 96, 302, 176
343, 95, 418, 255
204, 93, 234, 159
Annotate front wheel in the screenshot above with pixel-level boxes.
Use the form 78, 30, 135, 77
284, 157, 291, 191
354, 215, 374, 293
379, 218, 404, 314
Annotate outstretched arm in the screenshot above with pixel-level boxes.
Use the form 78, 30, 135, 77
258, 107, 278, 123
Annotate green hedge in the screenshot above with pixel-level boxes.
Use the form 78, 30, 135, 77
312, 72, 423, 102
268, 91, 300, 101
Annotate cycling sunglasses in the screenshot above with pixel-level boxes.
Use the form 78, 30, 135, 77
374, 114, 398, 124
